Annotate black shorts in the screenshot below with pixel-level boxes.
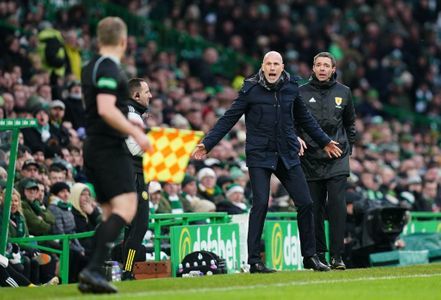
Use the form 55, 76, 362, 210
83, 136, 136, 204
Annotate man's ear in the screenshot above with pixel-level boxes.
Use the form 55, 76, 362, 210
135, 92, 140, 99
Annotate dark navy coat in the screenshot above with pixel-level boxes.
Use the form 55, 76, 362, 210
202, 72, 331, 170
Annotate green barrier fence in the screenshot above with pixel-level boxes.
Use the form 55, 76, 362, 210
148, 212, 231, 261
9, 231, 94, 284
0, 119, 37, 255
7, 213, 230, 284
401, 212, 441, 235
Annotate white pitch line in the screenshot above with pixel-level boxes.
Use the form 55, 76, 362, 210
64, 272, 441, 300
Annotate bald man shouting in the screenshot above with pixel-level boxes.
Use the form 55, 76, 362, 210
192, 51, 341, 272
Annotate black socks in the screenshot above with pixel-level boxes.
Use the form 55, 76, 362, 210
87, 214, 126, 273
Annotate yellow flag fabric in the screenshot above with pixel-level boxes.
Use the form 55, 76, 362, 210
143, 127, 204, 184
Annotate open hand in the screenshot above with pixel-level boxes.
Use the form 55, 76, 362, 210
191, 143, 207, 160
323, 140, 342, 158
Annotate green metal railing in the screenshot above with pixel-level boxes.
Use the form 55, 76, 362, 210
6, 213, 229, 284
9, 231, 94, 284
409, 212, 441, 221
0, 119, 37, 255
148, 212, 231, 261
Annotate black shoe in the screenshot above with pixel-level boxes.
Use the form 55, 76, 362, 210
303, 255, 331, 272
249, 262, 276, 274
330, 256, 346, 270
317, 252, 330, 267
78, 268, 118, 294
122, 270, 136, 281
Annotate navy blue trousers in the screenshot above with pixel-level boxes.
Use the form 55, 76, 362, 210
247, 162, 316, 264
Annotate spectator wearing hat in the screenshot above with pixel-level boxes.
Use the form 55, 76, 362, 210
21, 179, 55, 236
216, 175, 234, 194
148, 181, 171, 214
181, 175, 216, 212
20, 159, 41, 181
162, 182, 190, 214
48, 99, 70, 147
217, 183, 249, 215
31, 146, 46, 165
49, 100, 66, 124
48, 182, 75, 235
48, 181, 88, 282
196, 167, 225, 204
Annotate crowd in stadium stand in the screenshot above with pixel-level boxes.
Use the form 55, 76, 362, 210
0, 0, 440, 284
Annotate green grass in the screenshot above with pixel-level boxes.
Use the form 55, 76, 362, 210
2, 263, 441, 300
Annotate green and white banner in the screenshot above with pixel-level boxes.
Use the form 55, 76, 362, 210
264, 221, 303, 271
170, 223, 240, 276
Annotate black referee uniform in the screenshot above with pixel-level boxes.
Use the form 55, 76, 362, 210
81, 54, 136, 284
82, 55, 135, 203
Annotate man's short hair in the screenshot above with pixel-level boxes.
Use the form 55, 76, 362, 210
128, 78, 146, 95
313, 52, 336, 67
97, 17, 127, 46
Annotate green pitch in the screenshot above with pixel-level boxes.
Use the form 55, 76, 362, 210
2, 263, 441, 300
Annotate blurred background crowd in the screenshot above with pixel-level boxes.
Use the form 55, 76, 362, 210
0, 0, 440, 282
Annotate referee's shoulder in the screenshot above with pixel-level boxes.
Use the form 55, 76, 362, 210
335, 81, 351, 92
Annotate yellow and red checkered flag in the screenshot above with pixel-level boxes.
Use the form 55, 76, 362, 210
142, 127, 204, 183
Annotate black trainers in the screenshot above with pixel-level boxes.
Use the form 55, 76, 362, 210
121, 270, 136, 281
249, 262, 276, 274
330, 257, 346, 270
303, 254, 331, 272
317, 252, 330, 267
78, 268, 118, 294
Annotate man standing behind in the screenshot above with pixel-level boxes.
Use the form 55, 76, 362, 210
298, 52, 356, 270
192, 51, 342, 273
123, 78, 152, 280
79, 17, 151, 294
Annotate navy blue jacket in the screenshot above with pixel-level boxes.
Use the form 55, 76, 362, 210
202, 71, 331, 170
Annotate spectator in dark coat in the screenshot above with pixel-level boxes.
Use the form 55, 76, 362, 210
68, 183, 101, 257
48, 181, 88, 283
